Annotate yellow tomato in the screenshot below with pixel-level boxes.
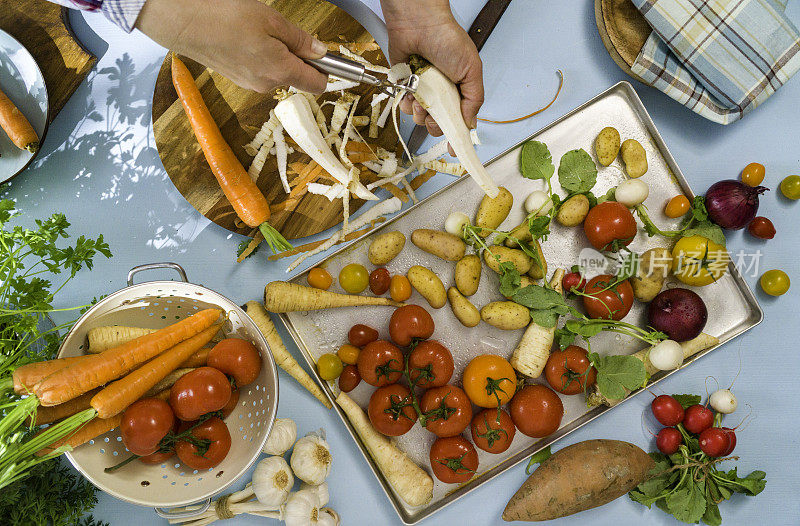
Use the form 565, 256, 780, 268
760, 270, 790, 296
462, 355, 517, 408
317, 353, 343, 380
664, 195, 691, 218
337, 344, 361, 365
339, 264, 369, 294
741, 162, 765, 187
389, 275, 412, 302
307, 267, 333, 290
672, 235, 730, 286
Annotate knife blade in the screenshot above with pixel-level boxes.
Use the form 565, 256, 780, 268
405, 0, 513, 155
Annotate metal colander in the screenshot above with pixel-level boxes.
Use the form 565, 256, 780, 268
58, 263, 279, 517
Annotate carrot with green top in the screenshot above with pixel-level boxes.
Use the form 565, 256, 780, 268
12, 356, 89, 395
0, 86, 39, 152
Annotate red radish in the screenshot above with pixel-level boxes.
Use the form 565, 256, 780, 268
656, 427, 682, 455
683, 404, 714, 434
699, 427, 731, 457
720, 427, 737, 455
562, 272, 586, 293
651, 395, 684, 426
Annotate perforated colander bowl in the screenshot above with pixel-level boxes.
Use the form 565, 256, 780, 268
58, 263, 279, 517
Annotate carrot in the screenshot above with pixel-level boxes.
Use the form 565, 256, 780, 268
264, 282, 402, 313
91, 324, 221, 418
267, 220, 385, 261
35, 308, 222, 406
0, 87, 39, 152
13, 356, 88, 395
170, 55, 291, 253
35, 414, 122, 456
27, 388, 100, 426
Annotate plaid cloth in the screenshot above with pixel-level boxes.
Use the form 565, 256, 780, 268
630, 0, 800, 124
48, 0, 146, 32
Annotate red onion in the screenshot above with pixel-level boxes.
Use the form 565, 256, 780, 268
705, 179, 768, 230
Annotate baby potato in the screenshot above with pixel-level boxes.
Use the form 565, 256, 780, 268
502, 275, 535, 299
631, 247, 674, 302
595, 127, 621, 166
448, 287, 481, 327
368, 231, 406, 265
481, 301, 530, 330
475, 186, 513, 237
504, 220, 533, 248
455, 255, 482, 296
411, 229, 466, 261
485, 246, 532, 275
621, 139, 648, 178
556, 194, 591, 227
526, 239, 547, 280
408, 265, 447, 309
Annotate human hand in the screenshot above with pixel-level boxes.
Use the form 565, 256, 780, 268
136, 0, 328, 93
381, 0, 483, 137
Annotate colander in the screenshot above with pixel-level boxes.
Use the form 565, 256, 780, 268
58, 263, 279, 519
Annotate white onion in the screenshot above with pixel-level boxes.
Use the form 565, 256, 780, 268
524, 191, 553, 215
648, 339, 683, 371
709, 389, 738, 414
615, 179, 649, 207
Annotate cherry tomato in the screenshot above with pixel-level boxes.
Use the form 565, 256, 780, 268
510, 384, 563, 438
348, 324, 378, 347
368, 384, 417, 436
389, 305, 435, 347
720, 427, 737, 455
408, 340, 454, 388
121, 398, 175, 456
780, 174, 800, 200
760, 269, 790, 296
170, 367, 232, 422
369, 268, 391, 295
429, 436, 478, 484
338, 365, 361, 393
656, 427, 682, 455
699, 427, 731, 458
651, 395, 684, 426
316, 353, 343, 381
544, 345, 596, 395
664, 195, 691, 218
683, 404, 714, 434
207, 338, 262, 387
139, 448, 175, 465
420, 385, 472, 438
470, 409, 516, 454
582, 275, 634, 320
747, 217, 775, 239
741, 162, 765, 187
307, 267, 333, 290
389, 275, 412, 302
339, 263, 369, 294
175, 417, 231, 470
583, 201, 637, 251
220, 388, 239, 419
337, 344, 361, 365
357, 340, 404, 386
562, 272, 586, 294
462, 355, 516, 408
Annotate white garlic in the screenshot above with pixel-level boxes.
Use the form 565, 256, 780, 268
251, 456, 294, 507
284, 489, 333, 526
319, 508, 340, 526
300, 481, 330, 507
290, 432, 332, 485
262, 418, 297, 456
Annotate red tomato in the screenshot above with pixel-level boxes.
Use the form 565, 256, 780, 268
544, 345, 597, 395
408, 340, 454, 388
389, 305, 435, 346
562, 272, 586, 293
368, 384, 417, 436
582, 275, 634, 320
169, 367, 232, 421
470, 409, 516, 454
207, 338, 262, 387
121, 398, 176, 456
338, 364, 361, 393
139, 448, 175, 465
175, 417, 231, 470
510, 384, 564, 438
369, 268, 391, 295
584, 201, 637, 251
356, 340, 404, 387
348, 324, 379, 347
747, 217, 776, 239
220, 388, 239, 419
429, 436, 478, 484
419, 385, 472, 438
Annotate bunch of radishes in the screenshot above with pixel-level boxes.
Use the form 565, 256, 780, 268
650, 388, 739, 458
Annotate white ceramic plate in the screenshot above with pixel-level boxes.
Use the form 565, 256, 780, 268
0, 29, 48, 183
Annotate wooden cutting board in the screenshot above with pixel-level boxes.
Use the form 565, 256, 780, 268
594, 0, 652, 84
0, 0, 96, 119
152, 0, 399, 241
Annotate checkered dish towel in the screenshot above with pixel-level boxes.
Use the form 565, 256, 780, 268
630, 0, 800, 124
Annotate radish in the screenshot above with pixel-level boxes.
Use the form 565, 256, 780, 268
647, 340, 683, 371
614, 179, 649, 207
720, 427, 737, 455
656, 427, 682, 455
524, 191, 553, 216
709, 388, 738, 414
683, 404, 714, 434
699, 427, 730, 458
445, 212, 470, 237
651, 395, 684, 426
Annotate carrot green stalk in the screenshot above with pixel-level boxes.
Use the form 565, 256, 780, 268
170, 55, 291, 253
0, 87, 39, 152
263, 281, 402, 312
34, 413, 122, 456
12, 355, 88, 395
27, 388, 100, 426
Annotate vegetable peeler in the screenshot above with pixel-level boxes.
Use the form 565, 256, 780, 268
307, 53, 418, 96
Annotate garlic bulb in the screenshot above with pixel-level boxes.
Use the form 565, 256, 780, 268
320, 508, 340, 526
263, 418, 297, 456
300, 481, 330, 507
290, 432, 332, 485
284, 489, 337, 526
251, 456, 294, 507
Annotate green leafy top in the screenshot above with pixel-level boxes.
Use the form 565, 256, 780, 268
512, 283, 571, 328
636, 196, 726, 246
672, 394, 702, 409
519, 141, 555, 182
558, 149, 597, 194
588, 352, 647, 400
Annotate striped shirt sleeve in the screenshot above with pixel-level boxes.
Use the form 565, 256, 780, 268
46, 0, 147, 33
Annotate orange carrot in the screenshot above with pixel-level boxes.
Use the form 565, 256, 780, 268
91, 324, 221, 419
27, 388, 100, 426
35, 414, 122, 456
13, 356, 88, 395
0, 87, 39, 152
35, 308, 222, 406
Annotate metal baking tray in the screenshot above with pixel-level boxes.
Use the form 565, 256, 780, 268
278, 82, 763, 524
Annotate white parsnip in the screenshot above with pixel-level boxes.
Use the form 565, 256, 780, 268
87, 326, 156, 353
247, 142, 270, 182
274, 122, 290, 193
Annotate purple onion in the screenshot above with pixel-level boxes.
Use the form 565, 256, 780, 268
705, 179, 768, 230
648, 288, 708, 342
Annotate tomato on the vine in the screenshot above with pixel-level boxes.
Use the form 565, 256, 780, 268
510, 384, 563, 438
220, 388, 239, 419
357, 340, 404, 387
408, 340, 454, 388
121, 398, 175, 456
462, 355, 517, 408
419, 385, 472, 438
139, 448, 175, 465
582, 274, 634, 320
175, 417, 231, 470
207, 338, 262, 387
544, 345, 597, 395
389, 305, 434, 346
470, 409, 516, 454
169, 367, 232, 422
368, 384, 417, 436
583, 201, 637, 251
429, 436, 478, 484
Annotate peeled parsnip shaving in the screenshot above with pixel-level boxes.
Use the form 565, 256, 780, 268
274, 122, 290, 193
423, 159, 465, 176
324, 79, 359, 93
248, 142, 270, 181
245, 111, 280, 156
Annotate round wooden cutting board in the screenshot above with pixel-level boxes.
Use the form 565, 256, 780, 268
152, 0, 399, 240
594, 0, 652, 84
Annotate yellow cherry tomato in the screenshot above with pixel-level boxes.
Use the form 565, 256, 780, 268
462, 355, 517, 408
307, 267, 333, 290
337, 344, 361, 365
339, 264, 369, 294
317, 353, 344, 380
389, 275, 412, 302
741, 162, 765, 187
664, 195, 691, 218
672, 235, 730, 287
780, 175, 800, 200
760, 269, 790, 296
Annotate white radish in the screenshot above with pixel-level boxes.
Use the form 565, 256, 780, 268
709, 389, 738, 414
445, 212, 470, 237
524, 191, 553, 215
647, 339, 683, 371
615, 179, 649, 207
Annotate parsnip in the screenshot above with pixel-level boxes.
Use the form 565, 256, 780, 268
264, 282, 401, 312
87, 326, 156, 353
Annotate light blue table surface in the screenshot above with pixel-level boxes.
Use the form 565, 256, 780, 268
4, 1, 800, 525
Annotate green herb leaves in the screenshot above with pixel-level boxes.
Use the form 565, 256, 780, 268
684, 221, 726, 246
525, 446, 552, 474
672, 394, 702, 409
558, 149, 597, 194
519, 141, 555, 182
512, 283, 571, 328
588, 353, 647, 400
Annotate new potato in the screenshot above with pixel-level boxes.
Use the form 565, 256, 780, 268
368, 231, 405, 265
621, 139, 648, 178
484, 246, 532, 275
481, 301, 530, 330
556, 194, 590, 227
527, 239, 547, 280
631, 247, 673, 302
475, 187, 513, 237
455, 255, 482, 296
595, 127, 621, 166
411, 229, 466, 261
504, 220, 532, 248
408, 266, 447, 308
448, 287, 480, 327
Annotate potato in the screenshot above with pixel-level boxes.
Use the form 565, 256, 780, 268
555, 194, 590, 227
502, 275, 535, 299
503, 440, 654, 522
481, 301, 530, 330
455, 255, 481, 296
475, 186, 513, 237
484, 246, 532, 275
631, 247, 674, 302
504, 220, 532, 248
621, 139, 648, 178
407, 266, 446, 309
368, 231, 406, 265
526, 239, 547, 280
594, 126, 621, 166
448, 287, 480, 327
411, 229, 466, 261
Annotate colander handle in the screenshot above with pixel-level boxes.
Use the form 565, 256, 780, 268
154, 498, 211, 519
127, 262, 188, 286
